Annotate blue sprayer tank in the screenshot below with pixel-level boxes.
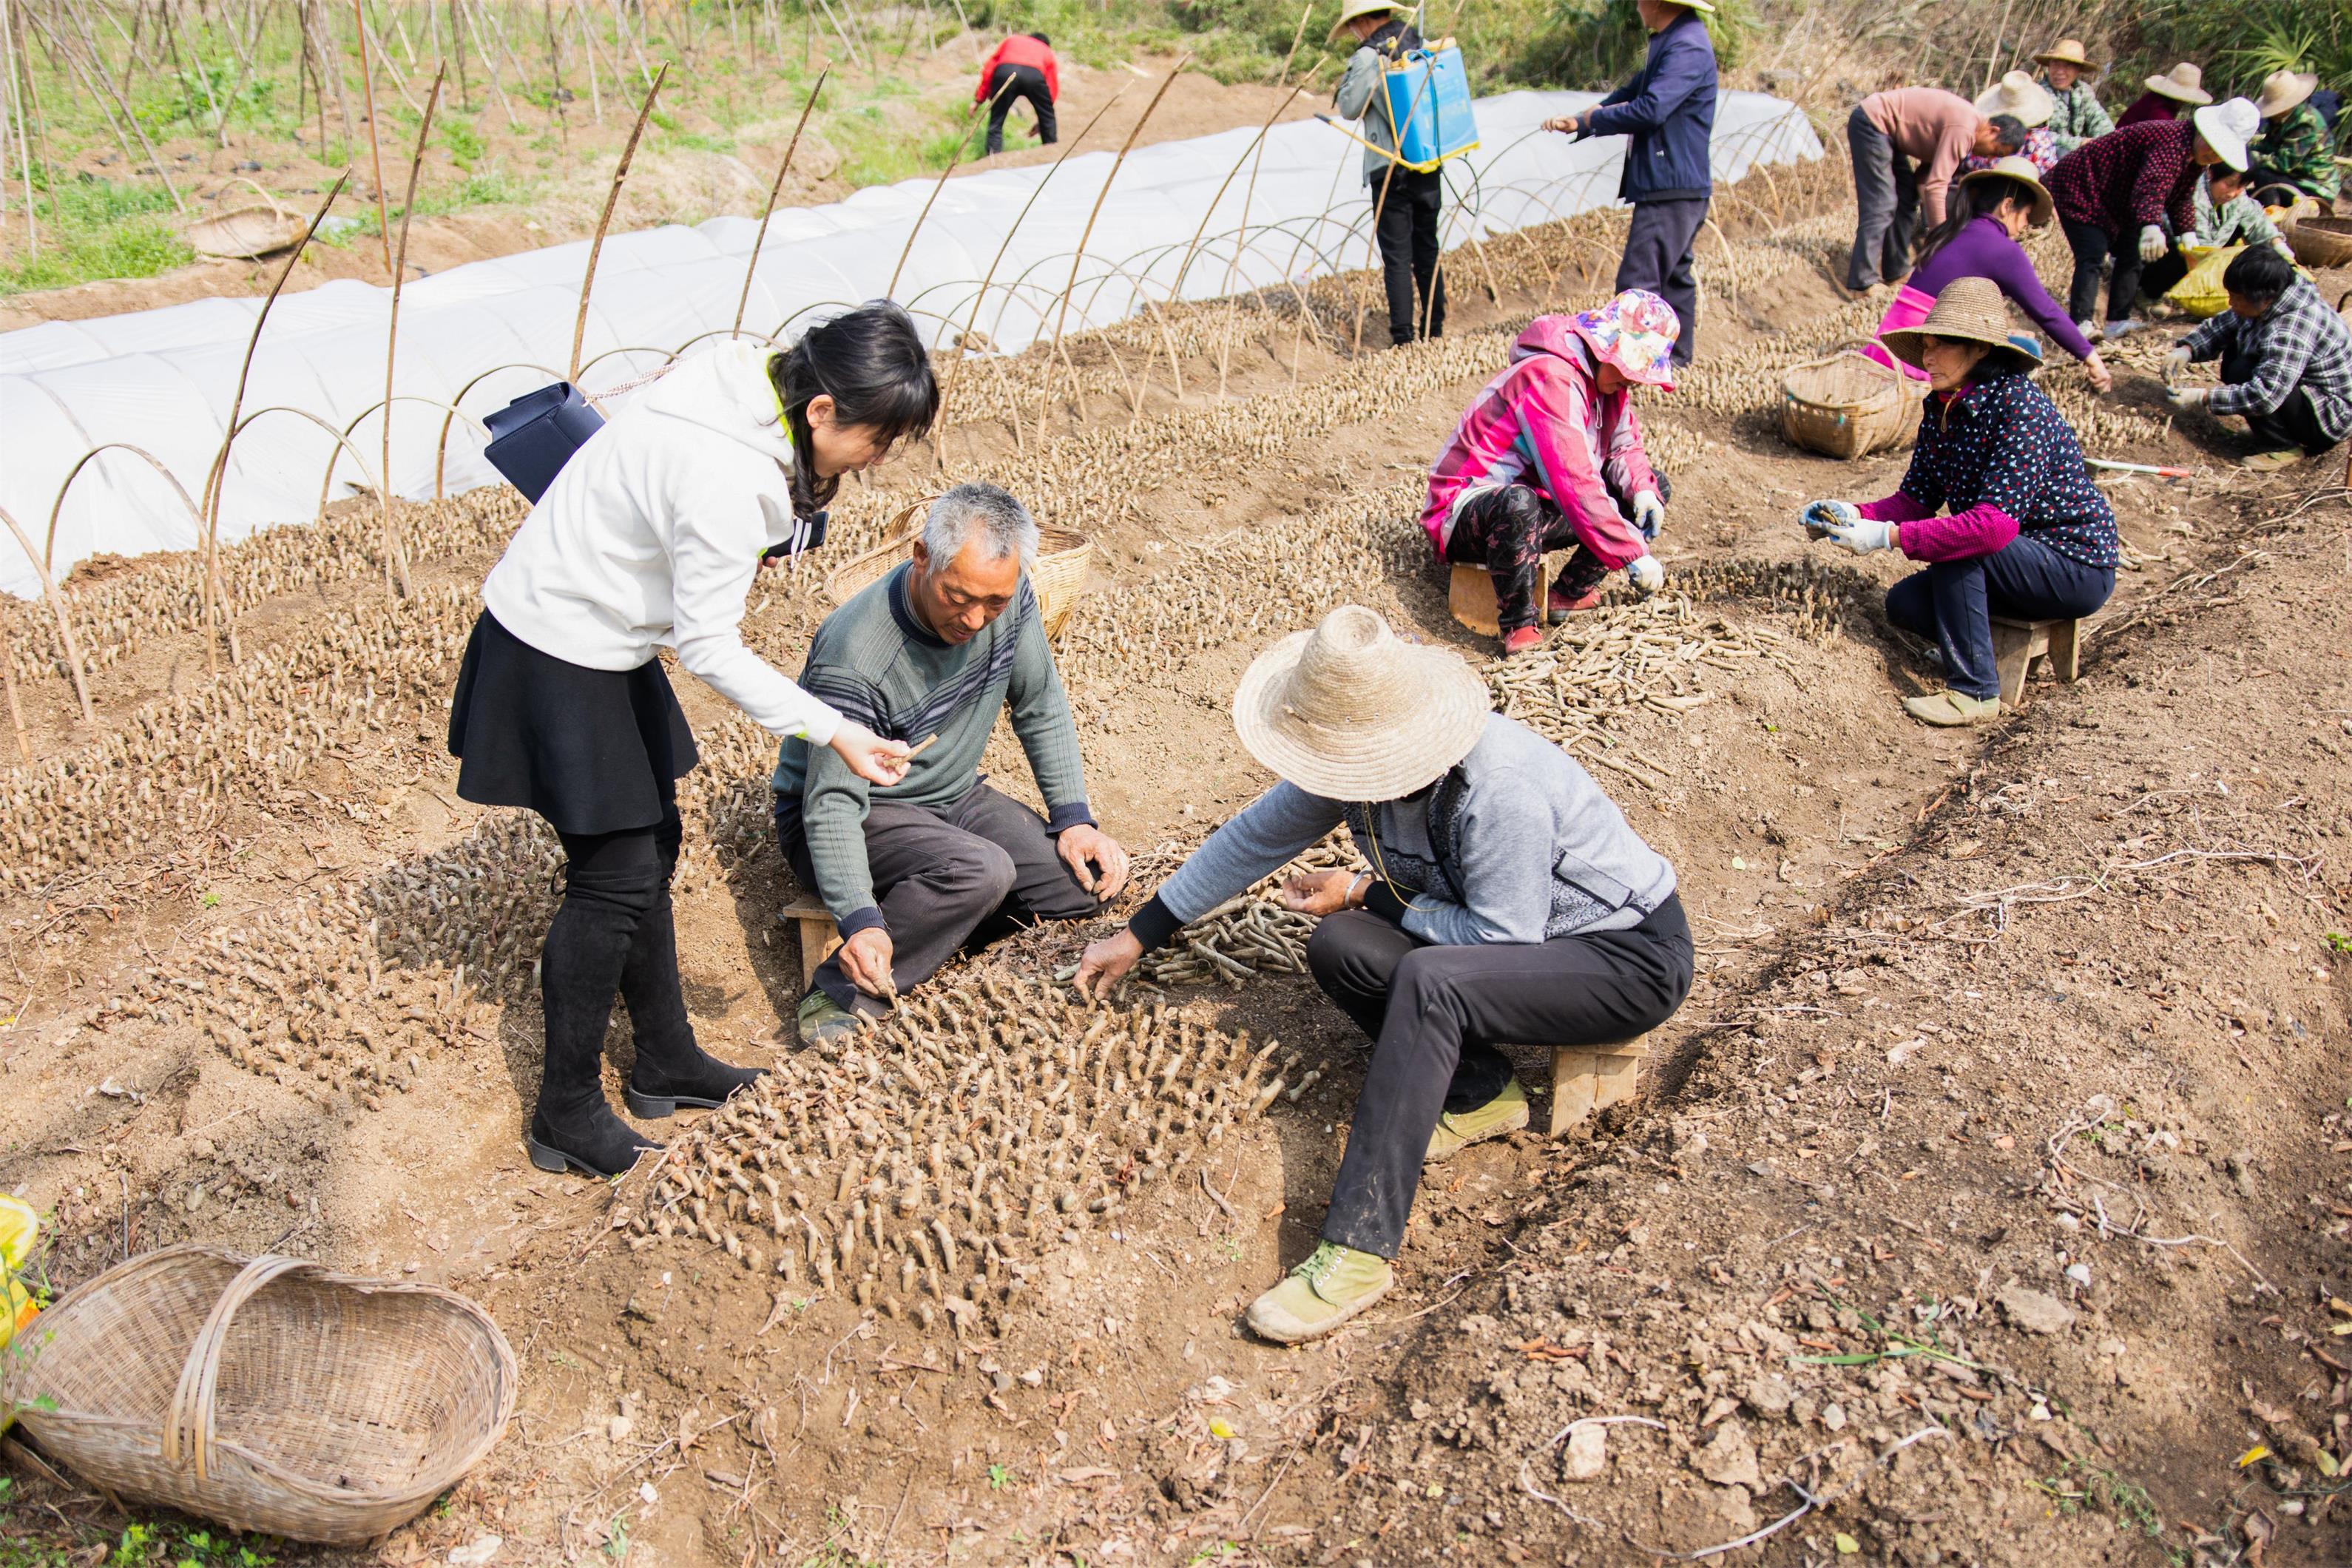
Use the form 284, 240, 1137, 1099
1382, 44, 1479, 171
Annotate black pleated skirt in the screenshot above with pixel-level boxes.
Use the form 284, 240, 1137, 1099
447, 610, 698, 837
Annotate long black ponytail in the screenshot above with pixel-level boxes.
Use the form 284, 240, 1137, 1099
768, 300, 940, 518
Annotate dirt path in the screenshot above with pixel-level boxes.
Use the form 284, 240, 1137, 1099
2, 155, 2348, 1568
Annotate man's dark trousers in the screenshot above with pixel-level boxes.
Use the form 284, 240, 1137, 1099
2223, 337, 2339, 454
778, 781, 1098, 1014
984, 63, 1056, 155
1846, 106, 1919, 290
1617, 197, 1709, 364
1371, 167, 1446, 345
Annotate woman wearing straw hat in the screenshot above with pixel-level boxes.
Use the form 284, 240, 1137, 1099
1802, 278, 2117, 728
2035, 39, 2113, 155
1862, 158, 2112, 391
1072, 606, 1691, 1342
1422, 290, 1680, 658
1333, 0, 1446, 346
2115, 61, 2211, 129
2248, 70, 2339, 208
1968, 71, 2061, 175
2046, 95, 2257, 339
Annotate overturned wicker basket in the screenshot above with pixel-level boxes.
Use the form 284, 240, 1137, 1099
2289, 215, 2352, 270
0, 1244, 516, 1547
1780, 349, 1926, 460
823, 498, 1095, 639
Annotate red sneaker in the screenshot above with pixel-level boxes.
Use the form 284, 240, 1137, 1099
1501, 626, 1545, 657
1545, 582, 1604, 623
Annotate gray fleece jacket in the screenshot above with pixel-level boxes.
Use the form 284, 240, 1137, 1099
1129, 714, 1675, 950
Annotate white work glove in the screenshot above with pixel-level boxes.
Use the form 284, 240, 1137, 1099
1631, 488, 1666, 541
2138, 224, 2167, 263
1626, 553, 1665, 595
1800, 499, 1859, 539
2166, 384, 2209, 410
2162, 345, 2193, 383
1824, 514, 1896, 555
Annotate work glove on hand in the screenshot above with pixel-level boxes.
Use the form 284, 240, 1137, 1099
2162, 345, 2193, 382
1825, 515, 1896, 555
2166, 384, 2209, 410
1631, 488, 1666, 541
2138, 225, 2168, 263
1800, 499, 1859, 539
1626, 554, 1665, 595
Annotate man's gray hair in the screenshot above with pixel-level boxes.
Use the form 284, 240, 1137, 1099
922, 482, 1038, 570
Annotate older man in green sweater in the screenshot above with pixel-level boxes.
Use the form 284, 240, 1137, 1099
774, 483, 1129, 1044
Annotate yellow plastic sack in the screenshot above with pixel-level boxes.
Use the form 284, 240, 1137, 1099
0, 1191, 40, 1353
2168, 244, 2244, 320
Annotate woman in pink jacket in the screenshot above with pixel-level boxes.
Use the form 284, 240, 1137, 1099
1423, 290, 1677, 656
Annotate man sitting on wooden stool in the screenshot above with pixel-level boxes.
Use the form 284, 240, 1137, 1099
1073, 607, 1692, 1344
774, 484, 1129, 1046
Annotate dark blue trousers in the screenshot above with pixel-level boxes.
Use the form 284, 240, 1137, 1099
1885, 535, 2113, 701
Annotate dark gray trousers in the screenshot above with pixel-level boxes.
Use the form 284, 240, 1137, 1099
1306, 896, 1693, 1259
780, 782, 1101, 1013
1846, 106, 1919, 290
1615, 197, 1709, 364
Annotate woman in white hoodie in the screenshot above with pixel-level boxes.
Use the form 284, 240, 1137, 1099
450, 301, 936, 1177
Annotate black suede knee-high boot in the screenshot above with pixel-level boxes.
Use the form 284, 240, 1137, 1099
617, 801, 764, 1118
529, 827, 666, 1177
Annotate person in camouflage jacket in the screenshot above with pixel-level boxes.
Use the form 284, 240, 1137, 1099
2034, 40, 2114, 154
2250, 70, 2339, 204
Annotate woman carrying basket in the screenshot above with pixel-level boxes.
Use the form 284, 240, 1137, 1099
1071, 606, 1691, 1344
448, 303, 939, 1177
1862, 158, 2111, 391
1803, 278, 2115, 728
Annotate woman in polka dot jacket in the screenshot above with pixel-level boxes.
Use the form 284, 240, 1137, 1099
1800, 277, 2117, 727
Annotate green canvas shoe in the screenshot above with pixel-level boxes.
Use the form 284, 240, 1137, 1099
1245, 1241, 1394, 1345
795, 988, 868, 1049
1426, 1078, 1530, 1164
1902, 689, 2000, 728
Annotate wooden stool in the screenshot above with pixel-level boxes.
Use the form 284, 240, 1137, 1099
1548, 1038, 1649, 1136
1989, 615, 2082, 708
780, 891, 841, 990
1448, 561, 1547, 639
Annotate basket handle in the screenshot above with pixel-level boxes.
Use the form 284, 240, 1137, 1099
217, 176, 292, 219
820, 496, 936, 595
161, 1254, 314, 1481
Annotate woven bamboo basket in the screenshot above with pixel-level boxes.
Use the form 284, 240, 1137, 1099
0, 1244, 517, 1547
2290, 216, 2352, 270
1780, 349, 1924, 460
823, 499, 1095, 639
181, 179, 309, 260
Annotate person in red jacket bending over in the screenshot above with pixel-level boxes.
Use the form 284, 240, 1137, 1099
976, 33, 1058, 156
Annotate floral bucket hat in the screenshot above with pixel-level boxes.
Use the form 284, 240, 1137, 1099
1567, 288, 1681, 390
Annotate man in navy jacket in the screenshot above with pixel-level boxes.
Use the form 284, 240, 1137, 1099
1545, 0, 1718, 365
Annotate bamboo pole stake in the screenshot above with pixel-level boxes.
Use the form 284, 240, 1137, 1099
200, 172, 348, 675
731, 66, 825, 338
570, 61, 665, 383
380, 67, 443, 598
2, 658, 29, 762
351, 0, 391, 271
884, 115, 972, 300
0, 503, 93, 724
1, 0, 36, 253
1036, 55, 1186, 437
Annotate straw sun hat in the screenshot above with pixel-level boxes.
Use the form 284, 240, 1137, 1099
2144, 62, 2211, 105
1231, 606, 1492, 802
1975, 70, 2054, 129
1959, 156, 2055, 227
1878, 277, 2044, 375
1328, 0, 1403, 39
2255, 69, 2319, 119
2033, 38, 2092, 70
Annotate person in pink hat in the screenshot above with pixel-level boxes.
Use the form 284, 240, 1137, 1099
1423, 289, 1677, 656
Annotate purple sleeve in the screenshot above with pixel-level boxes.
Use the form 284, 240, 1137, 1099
1897, 504, 2021, 562
1856, 491, 1936, 522
1982, 241, 2096, 360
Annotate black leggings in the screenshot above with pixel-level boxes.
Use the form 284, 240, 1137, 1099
538, 796, 693, 1117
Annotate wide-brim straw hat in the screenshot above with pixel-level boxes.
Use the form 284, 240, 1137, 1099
1328, 0, 1404, 40
1878, 277, 2044, 374
2192, 97, 2261, 172
2144, 62, 2211, 105
2034, 38, 2092, 69
2256, 69, 2319, 119
1959, 156, 2055, 226
1231, 606, 1492, 802
1976, 70, 2055, 128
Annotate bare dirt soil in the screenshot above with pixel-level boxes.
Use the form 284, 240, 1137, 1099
3, 149, 2350, 1568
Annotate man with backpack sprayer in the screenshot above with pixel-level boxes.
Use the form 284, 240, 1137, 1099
1542, 0, 1717, 367
1332, 0, 1447, 347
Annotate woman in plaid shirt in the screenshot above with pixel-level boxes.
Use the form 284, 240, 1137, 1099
2165, 244, 2352, 471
